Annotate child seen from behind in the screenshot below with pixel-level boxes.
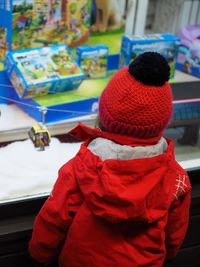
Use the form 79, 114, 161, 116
29, 52, 191, 267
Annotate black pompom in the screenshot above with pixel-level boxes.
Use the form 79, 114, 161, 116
128, 52, 170, 86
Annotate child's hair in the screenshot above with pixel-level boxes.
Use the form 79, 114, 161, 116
95, 115, 105, 131
98, 52, 172, 139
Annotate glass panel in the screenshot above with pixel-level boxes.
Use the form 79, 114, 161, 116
0, 0, 199, 204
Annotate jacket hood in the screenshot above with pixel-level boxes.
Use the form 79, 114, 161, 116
72, 127, 176, 223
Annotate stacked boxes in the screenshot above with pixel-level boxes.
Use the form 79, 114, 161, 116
77, 45, 108, 78
0, 0, 92, 71
120, 33, 180, 79
5, 45, 85, 98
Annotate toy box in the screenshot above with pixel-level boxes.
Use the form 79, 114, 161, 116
0, 0, 92, 68
120, 33, 180, 79
77, 45, 108, 78
11, 71, 115, 123
5, 45, 85, 98
176, 25, 200, 78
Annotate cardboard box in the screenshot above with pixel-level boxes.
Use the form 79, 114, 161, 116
176, 25, 200, 78
12, 0, 92, 50
77, 45, 108, 78
0, 0, 92, 70
11, 71, 115, 123
5, 45, 85, 98
120, 33, 180, 79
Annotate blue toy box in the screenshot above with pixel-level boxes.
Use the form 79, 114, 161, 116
76, 45, 108, 78
120, 33, 180, 79
5, 45, 85, 99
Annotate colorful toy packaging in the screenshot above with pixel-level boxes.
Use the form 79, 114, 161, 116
120, 33, 180, 79
0, 27, 7, 71
2, 0, 92, 51
5, 45, 85, 98
76, 45, 108, 78
176, 25, 200, 78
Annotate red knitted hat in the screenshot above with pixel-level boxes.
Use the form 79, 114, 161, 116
99, 52, 173, 139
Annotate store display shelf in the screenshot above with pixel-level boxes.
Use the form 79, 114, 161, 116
0, 71, 199, 143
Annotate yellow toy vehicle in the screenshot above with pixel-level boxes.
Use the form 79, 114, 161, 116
28, 123, 51, 151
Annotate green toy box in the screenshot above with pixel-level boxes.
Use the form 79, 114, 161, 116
77, 45, 108, 78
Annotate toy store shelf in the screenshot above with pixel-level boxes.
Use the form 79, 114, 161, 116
0, 70, 199, 143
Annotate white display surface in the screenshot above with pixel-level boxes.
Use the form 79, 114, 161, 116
0, 138, 81, 203
0, 135, 198, 204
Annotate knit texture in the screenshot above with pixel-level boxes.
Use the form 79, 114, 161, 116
99, 64, 173, 138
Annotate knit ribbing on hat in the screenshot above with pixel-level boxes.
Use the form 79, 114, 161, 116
99, 67, 173, 138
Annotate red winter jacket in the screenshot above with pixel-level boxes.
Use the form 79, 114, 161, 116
29, 124, 191, 267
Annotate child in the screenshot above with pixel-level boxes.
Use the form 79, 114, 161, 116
29, 52, 191, 267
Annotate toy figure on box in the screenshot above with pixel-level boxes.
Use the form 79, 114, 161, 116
29, 52, 191, 267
